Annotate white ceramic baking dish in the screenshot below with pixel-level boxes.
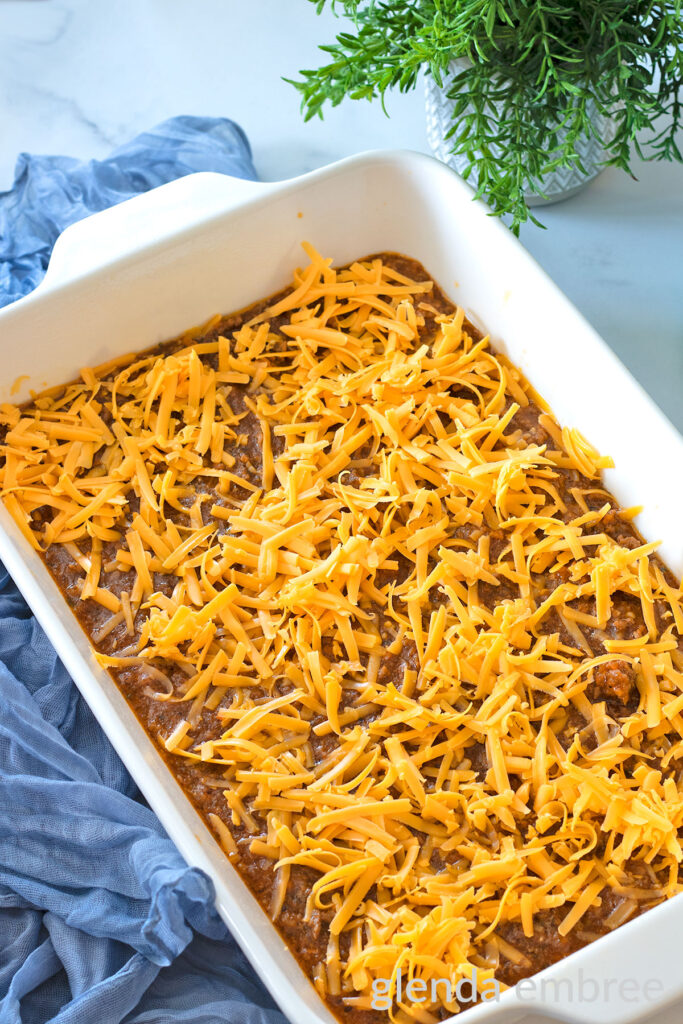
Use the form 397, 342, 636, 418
0, 152, 682, 1024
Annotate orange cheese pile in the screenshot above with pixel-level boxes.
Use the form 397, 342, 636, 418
2, 245, 683, 1020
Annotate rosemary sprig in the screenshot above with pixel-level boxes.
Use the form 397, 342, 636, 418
289, 1, 683, 232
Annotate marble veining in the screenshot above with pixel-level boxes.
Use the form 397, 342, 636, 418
0, 3, 681, 1020
0, 0, 681, 441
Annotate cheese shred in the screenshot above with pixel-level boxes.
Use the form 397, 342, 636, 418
2, 247, 682, 1020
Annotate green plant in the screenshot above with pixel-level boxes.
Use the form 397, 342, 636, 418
289, 1, 683, 231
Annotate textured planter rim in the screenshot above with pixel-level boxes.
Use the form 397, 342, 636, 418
425, 59, 616, 206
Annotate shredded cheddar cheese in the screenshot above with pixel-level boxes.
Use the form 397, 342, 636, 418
2, 246, 683, 1021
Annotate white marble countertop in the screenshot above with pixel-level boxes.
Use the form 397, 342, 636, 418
0, 3, 681, 1022
1, 0, 682, 434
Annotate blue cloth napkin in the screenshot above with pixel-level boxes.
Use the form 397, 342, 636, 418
0, 117, 287, 1024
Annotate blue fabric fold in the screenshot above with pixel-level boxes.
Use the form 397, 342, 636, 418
0, 118, 287, 1024
0, 115, 257, 306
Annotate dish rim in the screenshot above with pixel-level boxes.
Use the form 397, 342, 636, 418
0, 149, 682, 1024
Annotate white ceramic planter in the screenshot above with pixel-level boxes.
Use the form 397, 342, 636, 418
425, 59, 616, 205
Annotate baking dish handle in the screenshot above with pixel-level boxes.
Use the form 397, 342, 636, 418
450, 984, 680, 1024
449, 894, 683, 1024
40, 172, 273, 289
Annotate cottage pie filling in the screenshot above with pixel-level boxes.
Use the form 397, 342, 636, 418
2, 249, 682, 1023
